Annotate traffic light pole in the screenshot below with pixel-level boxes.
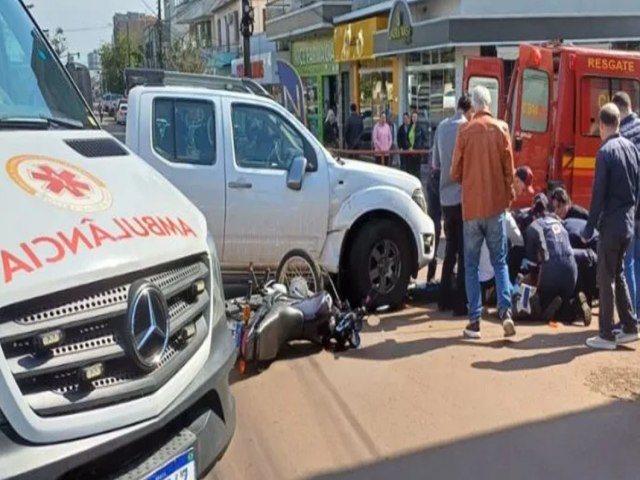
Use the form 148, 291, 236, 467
157, 0, 164, 69
240, 0, 254, 78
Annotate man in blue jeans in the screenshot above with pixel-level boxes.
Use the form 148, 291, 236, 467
451, 85, 516, 339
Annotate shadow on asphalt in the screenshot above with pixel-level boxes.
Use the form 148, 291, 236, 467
343, 329, 635, 371
229, 342, 323, 385
306, 400, 640, 480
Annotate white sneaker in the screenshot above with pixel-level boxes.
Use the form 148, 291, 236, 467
502, 318, 516, 337
616, 331, 640, 345
586, 336, 616, 350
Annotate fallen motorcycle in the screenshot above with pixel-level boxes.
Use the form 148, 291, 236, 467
226, 250, 373, 373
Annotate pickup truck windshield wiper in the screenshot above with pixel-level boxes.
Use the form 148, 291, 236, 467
0, 115, 84, 130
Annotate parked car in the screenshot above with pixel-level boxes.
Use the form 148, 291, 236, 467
116, 102, 128, 124
0, 3, 236, 479
126, 77, 436, 308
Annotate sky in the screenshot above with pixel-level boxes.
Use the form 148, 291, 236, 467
29, 0, 158, 64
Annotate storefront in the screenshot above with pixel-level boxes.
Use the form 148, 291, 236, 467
291, 37, 339, 143
372, 0, 460, 145
334, 15, 399, 140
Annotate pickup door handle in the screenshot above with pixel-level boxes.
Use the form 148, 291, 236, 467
228, 181, 252, 189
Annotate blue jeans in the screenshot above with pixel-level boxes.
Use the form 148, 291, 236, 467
464, 213, 512, 322
624, 222, 640, 317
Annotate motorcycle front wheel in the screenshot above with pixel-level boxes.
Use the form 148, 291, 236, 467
276, 249, 324, 296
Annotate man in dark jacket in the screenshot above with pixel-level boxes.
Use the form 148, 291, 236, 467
344, 103, 364, 150
582, 103, 640, 350
397, 113, 411, 172
613, 91, 640, 320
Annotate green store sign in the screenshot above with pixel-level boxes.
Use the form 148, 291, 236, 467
292, 39, 338, 77
388, 0, 413, 45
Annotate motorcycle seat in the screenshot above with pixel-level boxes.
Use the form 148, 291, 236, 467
294, 292, 333, 321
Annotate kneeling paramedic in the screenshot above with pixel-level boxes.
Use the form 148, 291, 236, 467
523, 199, 578, 322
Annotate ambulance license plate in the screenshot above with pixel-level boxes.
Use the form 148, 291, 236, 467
146, 448, 195, 480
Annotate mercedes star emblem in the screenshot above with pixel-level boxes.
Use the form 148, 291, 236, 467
125, 281, 170, 371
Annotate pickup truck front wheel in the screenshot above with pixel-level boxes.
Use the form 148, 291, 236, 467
347, 220, 411, 309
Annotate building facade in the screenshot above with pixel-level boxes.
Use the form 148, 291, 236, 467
113, 12, 157, 48
173, 0, 270, 74
87, 49, 101, 71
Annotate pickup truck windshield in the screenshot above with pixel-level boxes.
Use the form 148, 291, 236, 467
0, 3, 95, 129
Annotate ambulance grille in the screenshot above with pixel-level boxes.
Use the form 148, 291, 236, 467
0, 255, 210, 417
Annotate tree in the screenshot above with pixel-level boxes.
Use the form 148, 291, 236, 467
99, 34, 144, 93
166, 34, 207, 74
49, 27, 67, 58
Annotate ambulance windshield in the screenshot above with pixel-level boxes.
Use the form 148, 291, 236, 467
0, 2, 95, 129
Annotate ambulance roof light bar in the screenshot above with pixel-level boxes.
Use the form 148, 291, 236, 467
123, 68, 272, 99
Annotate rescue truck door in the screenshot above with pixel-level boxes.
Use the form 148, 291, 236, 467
511, 44, 554, 204
463, 57, 505, 119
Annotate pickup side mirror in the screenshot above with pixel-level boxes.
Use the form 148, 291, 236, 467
287, 156, 307, 191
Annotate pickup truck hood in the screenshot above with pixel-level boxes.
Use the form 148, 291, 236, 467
0, 130, 207, 308
329, 157, 422, 196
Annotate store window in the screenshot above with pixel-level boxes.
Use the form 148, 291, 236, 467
580, 76, 640, 136
407, 68, 455, 144
303, 77, 320, 139
520, 69, 549, 133
360, 70, 394, 146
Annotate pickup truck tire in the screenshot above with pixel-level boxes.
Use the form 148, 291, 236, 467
347, 219, 411, 309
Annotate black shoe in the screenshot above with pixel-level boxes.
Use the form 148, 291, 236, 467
541, 296, 563, 323
463, 322, 481, 339
578, 292, 592, 327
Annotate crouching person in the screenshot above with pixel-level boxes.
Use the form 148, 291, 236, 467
563, 217, 599, 309
522, 195, 580, 323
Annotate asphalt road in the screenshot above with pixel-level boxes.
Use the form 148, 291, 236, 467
210, 295, 640, 480
102, 121, 640, 478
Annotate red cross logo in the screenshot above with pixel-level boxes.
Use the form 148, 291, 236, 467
30, 164, 91, 198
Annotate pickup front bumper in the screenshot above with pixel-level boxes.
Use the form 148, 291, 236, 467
1, 319, 237, 480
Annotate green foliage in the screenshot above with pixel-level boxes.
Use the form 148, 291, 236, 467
99, 34, 143, 93
49, 27, 67, 58
166, 34, 207, 74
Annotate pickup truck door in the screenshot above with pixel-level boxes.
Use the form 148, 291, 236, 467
511, 44, 555, 205
136, 93, 226, 255
222, 100, 330, 268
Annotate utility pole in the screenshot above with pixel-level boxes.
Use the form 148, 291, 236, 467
157, 0, 164, 69
240, 0, 254, 78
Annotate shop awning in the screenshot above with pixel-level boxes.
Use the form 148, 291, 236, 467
374, 14, 640, 56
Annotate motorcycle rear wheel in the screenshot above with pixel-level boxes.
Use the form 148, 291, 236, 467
276, 249, 324, 296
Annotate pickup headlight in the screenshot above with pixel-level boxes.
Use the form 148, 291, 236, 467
412, 188, 427, 214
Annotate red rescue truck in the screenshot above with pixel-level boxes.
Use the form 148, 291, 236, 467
464, 43, 640, 209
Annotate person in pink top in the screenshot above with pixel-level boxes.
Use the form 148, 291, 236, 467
372, 112, 393, 166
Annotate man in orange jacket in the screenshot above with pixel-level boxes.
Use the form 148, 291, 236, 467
451, 85, 516, 339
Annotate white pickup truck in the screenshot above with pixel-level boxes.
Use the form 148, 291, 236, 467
126, 74, 435, 307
